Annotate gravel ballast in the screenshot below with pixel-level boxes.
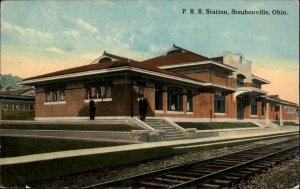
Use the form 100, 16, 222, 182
30, 137, 298, 188
233, 156, 299, 189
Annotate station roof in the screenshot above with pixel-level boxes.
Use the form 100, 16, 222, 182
252, 74, 270, 84
142, 45, 209, 67
0, 87, 34, 96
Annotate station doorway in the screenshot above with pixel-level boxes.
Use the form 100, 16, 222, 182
237, 96, 244, 120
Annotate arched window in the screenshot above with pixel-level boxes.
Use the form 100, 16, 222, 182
99, 57, 112, 63
236, 74, 245, 88
166, 49, 183, 55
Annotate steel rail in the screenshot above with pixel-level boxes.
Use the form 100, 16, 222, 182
82, 136, 299, 189
170, 145, 299, 188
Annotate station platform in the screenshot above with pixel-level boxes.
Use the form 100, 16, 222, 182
0, 126, 298, 166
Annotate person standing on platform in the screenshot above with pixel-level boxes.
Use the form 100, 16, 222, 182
139, 97, 148, 121
89, 99, 96, 120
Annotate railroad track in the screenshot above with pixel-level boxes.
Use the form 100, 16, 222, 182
83, 136, 299, 189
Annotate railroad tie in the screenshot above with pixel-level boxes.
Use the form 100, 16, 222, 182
139, 181, 170, 188
223, 175, 240, 181
153, 177, 182, 184
212, 179, 232, 187
175, 171, 203, 176
201, 183, 222, 189
164, 174, 197, 180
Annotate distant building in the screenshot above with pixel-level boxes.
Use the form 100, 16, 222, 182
0, 87, 35, 120
20, 45, 298, 122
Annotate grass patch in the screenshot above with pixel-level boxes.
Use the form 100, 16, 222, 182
272, 121, 299, 126
0, 124, 141, 131
176, 122, 258, 130
0, 137, 127, 158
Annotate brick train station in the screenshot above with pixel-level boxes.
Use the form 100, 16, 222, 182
20, 45, 299, 123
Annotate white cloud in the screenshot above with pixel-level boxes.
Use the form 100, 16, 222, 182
63, 30, 80, 38
1, 19, 54, 40
44, 47, 65, 54
75, 18, 98, 34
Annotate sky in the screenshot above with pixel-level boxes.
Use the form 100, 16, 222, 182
1, 0, 299, 103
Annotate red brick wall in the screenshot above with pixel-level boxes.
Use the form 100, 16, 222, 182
185, 72, 227, 86
228, 77, 236, 88
197, 90, 213, 118
185, 72, 210, 82
268, 104, 298, 120
282, 108, 298, 120
35, 82, 297, 121
212, 74, 226, 86
36, 84, 134, 117
35, 88, 85, 117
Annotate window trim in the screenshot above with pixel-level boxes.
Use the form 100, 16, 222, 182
167, 86, 183, 112
214, 91, 225, 113
251, 98, 258, 115
186, 89, 193, 112
155, 84, 163, 110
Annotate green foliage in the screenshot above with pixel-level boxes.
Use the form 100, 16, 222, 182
176, 122, 258, 130
272, 121, 299, 126
0, 74, 23, 89
1, 124, 141, 131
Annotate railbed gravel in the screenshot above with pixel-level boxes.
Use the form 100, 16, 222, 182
232, 155, 299, 189
30, 136, 297, 188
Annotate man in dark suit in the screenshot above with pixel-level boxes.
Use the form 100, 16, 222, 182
89, 100, 96, 120
139, 98, 148, 121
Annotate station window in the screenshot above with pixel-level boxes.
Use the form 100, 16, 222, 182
155, 84, 163, 110
287, 107, 295, 114
137, 81, 146, 98
104, 86, 112, 98
167, 86, 183, 111
84, 83, 112, 100
214, 91, 225, 113
45, 88, 65, 102
53, 90, 58, 101
236, 74, 245, 88
261, 100, 265, 116
138, 85, 144, 98
187, 89, 193, 112
95, 87, 101, 99
45, 91, 51, 102
251, 98, 257, 115
85, 88, 92, 99
59, 89, 65, 101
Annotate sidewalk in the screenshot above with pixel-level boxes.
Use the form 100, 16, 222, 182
0, 128, 298, 166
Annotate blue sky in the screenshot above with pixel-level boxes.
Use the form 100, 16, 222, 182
1, 0, 299, 102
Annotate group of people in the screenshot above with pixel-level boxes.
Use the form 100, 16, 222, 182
88, 97, 148, 121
